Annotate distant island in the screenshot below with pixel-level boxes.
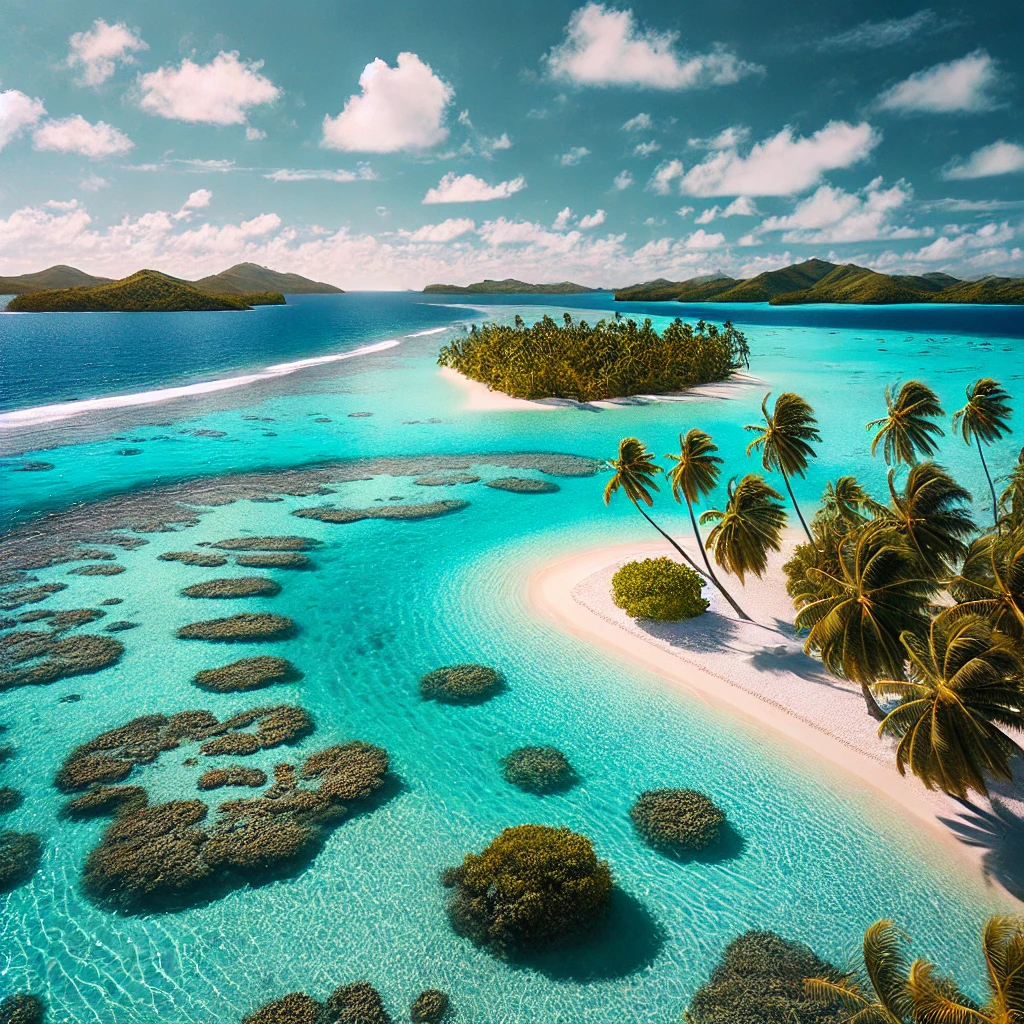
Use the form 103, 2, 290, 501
6, 270, 285, 313
615, 259, 1024, 305
424, 279, 602, 295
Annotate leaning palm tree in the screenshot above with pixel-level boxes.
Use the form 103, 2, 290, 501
700, 474, 787, 583
952, 378, 1013, 529
604, 437, 705, 577
818, 475, 886, 528
909, 915, 1024, 1024
745, 392, 821, 542
999, 448, 1024, 532
949, 531, 1024, 645
665, 429, 750, 620
804, 919, 914, 1024
793, 522, 934, 720
868, 381, 946, 467
872, 612, 1024, 799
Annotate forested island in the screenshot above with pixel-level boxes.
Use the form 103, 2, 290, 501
6, 270, 284, 313
615, 258, 1024, 304
437, 313, 748, 401
424, 279, 602, 294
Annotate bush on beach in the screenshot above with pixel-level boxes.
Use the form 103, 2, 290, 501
612, 558, 709, 621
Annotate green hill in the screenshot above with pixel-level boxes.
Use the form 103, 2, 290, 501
6, 270, 285, 312
424, 279, 602, 294
0, 265, 113, 294
193, 263, 343, 295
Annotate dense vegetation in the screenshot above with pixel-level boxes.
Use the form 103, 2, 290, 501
438, 313, 749, 401
615, 258, 1024, 305
7, 270, 284, 312
0, 264, 112, 294
612, 557, 709, 620
424, 279, 599, 294
194, 262, 343, 295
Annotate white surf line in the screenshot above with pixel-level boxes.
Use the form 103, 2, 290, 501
405, 326, 450, 337
0, 339, 401, 429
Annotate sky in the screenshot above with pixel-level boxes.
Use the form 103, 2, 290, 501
1, 0, 1022, 288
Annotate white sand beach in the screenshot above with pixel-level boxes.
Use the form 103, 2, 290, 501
529, 532, 1024, 903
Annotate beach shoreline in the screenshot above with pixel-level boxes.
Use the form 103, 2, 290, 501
527, 535, 1023, 905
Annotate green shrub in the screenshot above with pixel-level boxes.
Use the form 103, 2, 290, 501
441, 824, 612, 956
612, 558, 709, 620
630, 789, 725, 850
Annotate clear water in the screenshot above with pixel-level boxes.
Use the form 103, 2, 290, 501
1, 296, 1021, 1023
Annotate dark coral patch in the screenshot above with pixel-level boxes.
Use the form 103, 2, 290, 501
193, 656, 300, 693
176, 614, 296, 642
182, 577, 282, 599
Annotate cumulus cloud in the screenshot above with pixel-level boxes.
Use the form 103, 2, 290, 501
694, 196, 759, 222
579, 209, 606, 228
478, 217, 583, 251
894, 221, 1017, 264
265, 165, 377, 183
649, 158, 683, 194
688, 126, 750, 150
545, 3, 760, 89
817, 10, 940, 51
634, 140, 660, 157
679, 120, 880, 196
0, 89, 46, 150
79, 174, 110, 192
245, 126, 267, 141
621, 112, 652, 131
943, 140, 1024, 180
32, 115, 134, 158
875, 50, 1000, 113
67, 19, 147, 86
322, 53, 452, 152
403, 218, 476, 242
553, 207, 574, 229
613, 170, 634, 190
676, 205, 694, 217
174, 188, 212, 220
138, 51, 280, 125
685, 228, 725, 249
560, 146, 590, 166
422, 172, 525, 204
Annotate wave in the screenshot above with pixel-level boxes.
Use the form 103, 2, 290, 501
404, 326, 450, 337
0, 339, 400, 429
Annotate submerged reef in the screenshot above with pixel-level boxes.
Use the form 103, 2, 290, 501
48, 608, 106, 631
68, 564, 124, 576
630, 788, 726, 851
0, 830, 43, 893
182, 577, 282, 599
0, 786, 24, 812
193, 655, 300, 693
409, 990, 450, 1024
240, 981, 446, 1024
441, 825, 612, 956
484, 477, 560, 494
198, 767, 268, 790
0, 583, 67, 612
0, 993, 45, 1024
293, 500, 468, 524
241, 993, 321, 1024
413, 473, 480, 487
159, 551, 229, 567
176, 614, 296, 642
213, 537, 320, 552
64, 785, 149, 819
501, 746, 577, 793
419, 664, 502, 704
235, 553, 312, 570
0, 631, 124, 691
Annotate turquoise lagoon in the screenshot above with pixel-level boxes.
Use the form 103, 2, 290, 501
0, 294, 1022, 1023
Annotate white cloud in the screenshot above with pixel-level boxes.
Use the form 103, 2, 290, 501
898, 221, 1016, 264
79, 174, 110, 191
484, 132, 512, 152
685, 228, 726, 249
0, 90, 46, 150
322, 52, 452, 153
403, 218, 476, 243
621, 112, 652, 131
579, 209, 606, 228
545, 4, 760, 90
649, 158, 683, 194
676, 205, 694, 217
695, 207, 718, 224
689, 126, 750, 150
943, 140, 1024, 180
875, 50, 1000, 114
722, 196, 758, 217
679, 120, 880, 196
633, 140, 660, 157
478, 218, 584, 251
174, 188, 213, 220
422, 172, 525, 204
138, 51, 280, 125
757, 177, 923, 243
32, 115, 134, 158
817, 11, 939, 51
67, 19, 147, 86
560, 145, 591, 166
613, 170, 634, 190
553, 206, 574, 229
245, 126, 267, 141
265, 165, 377, 183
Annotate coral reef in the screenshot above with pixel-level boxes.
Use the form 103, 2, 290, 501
200, 733, 261, 757
0, 632, 124, 691
0, 786, 24, 813
100, 598, 124, 606
0, 830, 43, 893
182, 577, 282, 599
64, 785, 149, 819
323, 982, 391, 1024
0, 583, 66, 612
68, 564, 125, 576
630, 789, 726, 851
300, 742, 389, 800
235, 553, 312, 569
104, 621, 138, 632
409, 990, 449, 1024
413, 473, 480, 487
159, 551, 229, 567
176, 614, 297, 642
0, 994, 44, 1024
13, 462, 54, 472
441, 825, 612, 956
241, 993, 322, 1024
501, 746, 576, 793
484, 477, 560, 494
213, 537, 320, 551
419, 664, 502, 703
48, 609, 106, 631
198, 767, 268, 790
293, 501, 469, 524
193, 656, 299, 693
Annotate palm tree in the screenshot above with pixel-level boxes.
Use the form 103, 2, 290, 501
819, 475, 886, 527
745, 392, 821, 542
804, 919, 914, 1024
665, 430, 750, 621
949, 532, 1024, 645
793, 523, 934, 720
999, 448, 1024, 532
604, 437, 706, 578
868, 381, 946, 467
872, 612, 1024, 799
700, 474, 787, 583
952, 378, 1012, 529
909, 915, 1024, 1024
881, 462, 976, 578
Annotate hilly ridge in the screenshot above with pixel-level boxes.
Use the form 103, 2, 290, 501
424, 279, 602, 294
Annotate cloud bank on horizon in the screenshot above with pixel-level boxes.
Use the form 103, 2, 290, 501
0, 0, 1021, 288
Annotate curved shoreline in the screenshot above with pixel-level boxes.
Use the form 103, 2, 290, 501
528, 537, 1023, 905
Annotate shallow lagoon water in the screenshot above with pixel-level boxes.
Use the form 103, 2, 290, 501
0, 295, 1022, 1022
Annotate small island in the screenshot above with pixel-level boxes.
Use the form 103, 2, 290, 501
437, 313, 747, 402
615, 258, 1024, 305
424, 279, 602, 294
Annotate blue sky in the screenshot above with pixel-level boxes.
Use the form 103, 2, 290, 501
1, 0, 1022, 287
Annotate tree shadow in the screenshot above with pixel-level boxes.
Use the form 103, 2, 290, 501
747, 646, 839, 687
940, 787, 1024, 901
649, 820, 747, 866
512, 888, 665, 982
635, 612, 742, 656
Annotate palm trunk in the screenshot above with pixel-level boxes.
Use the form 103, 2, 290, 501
781, 468, 814, 543
860, 681, 885, 722
630, 499, 706, 578
684, 497, 751, 621
977, 436, 999, 530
